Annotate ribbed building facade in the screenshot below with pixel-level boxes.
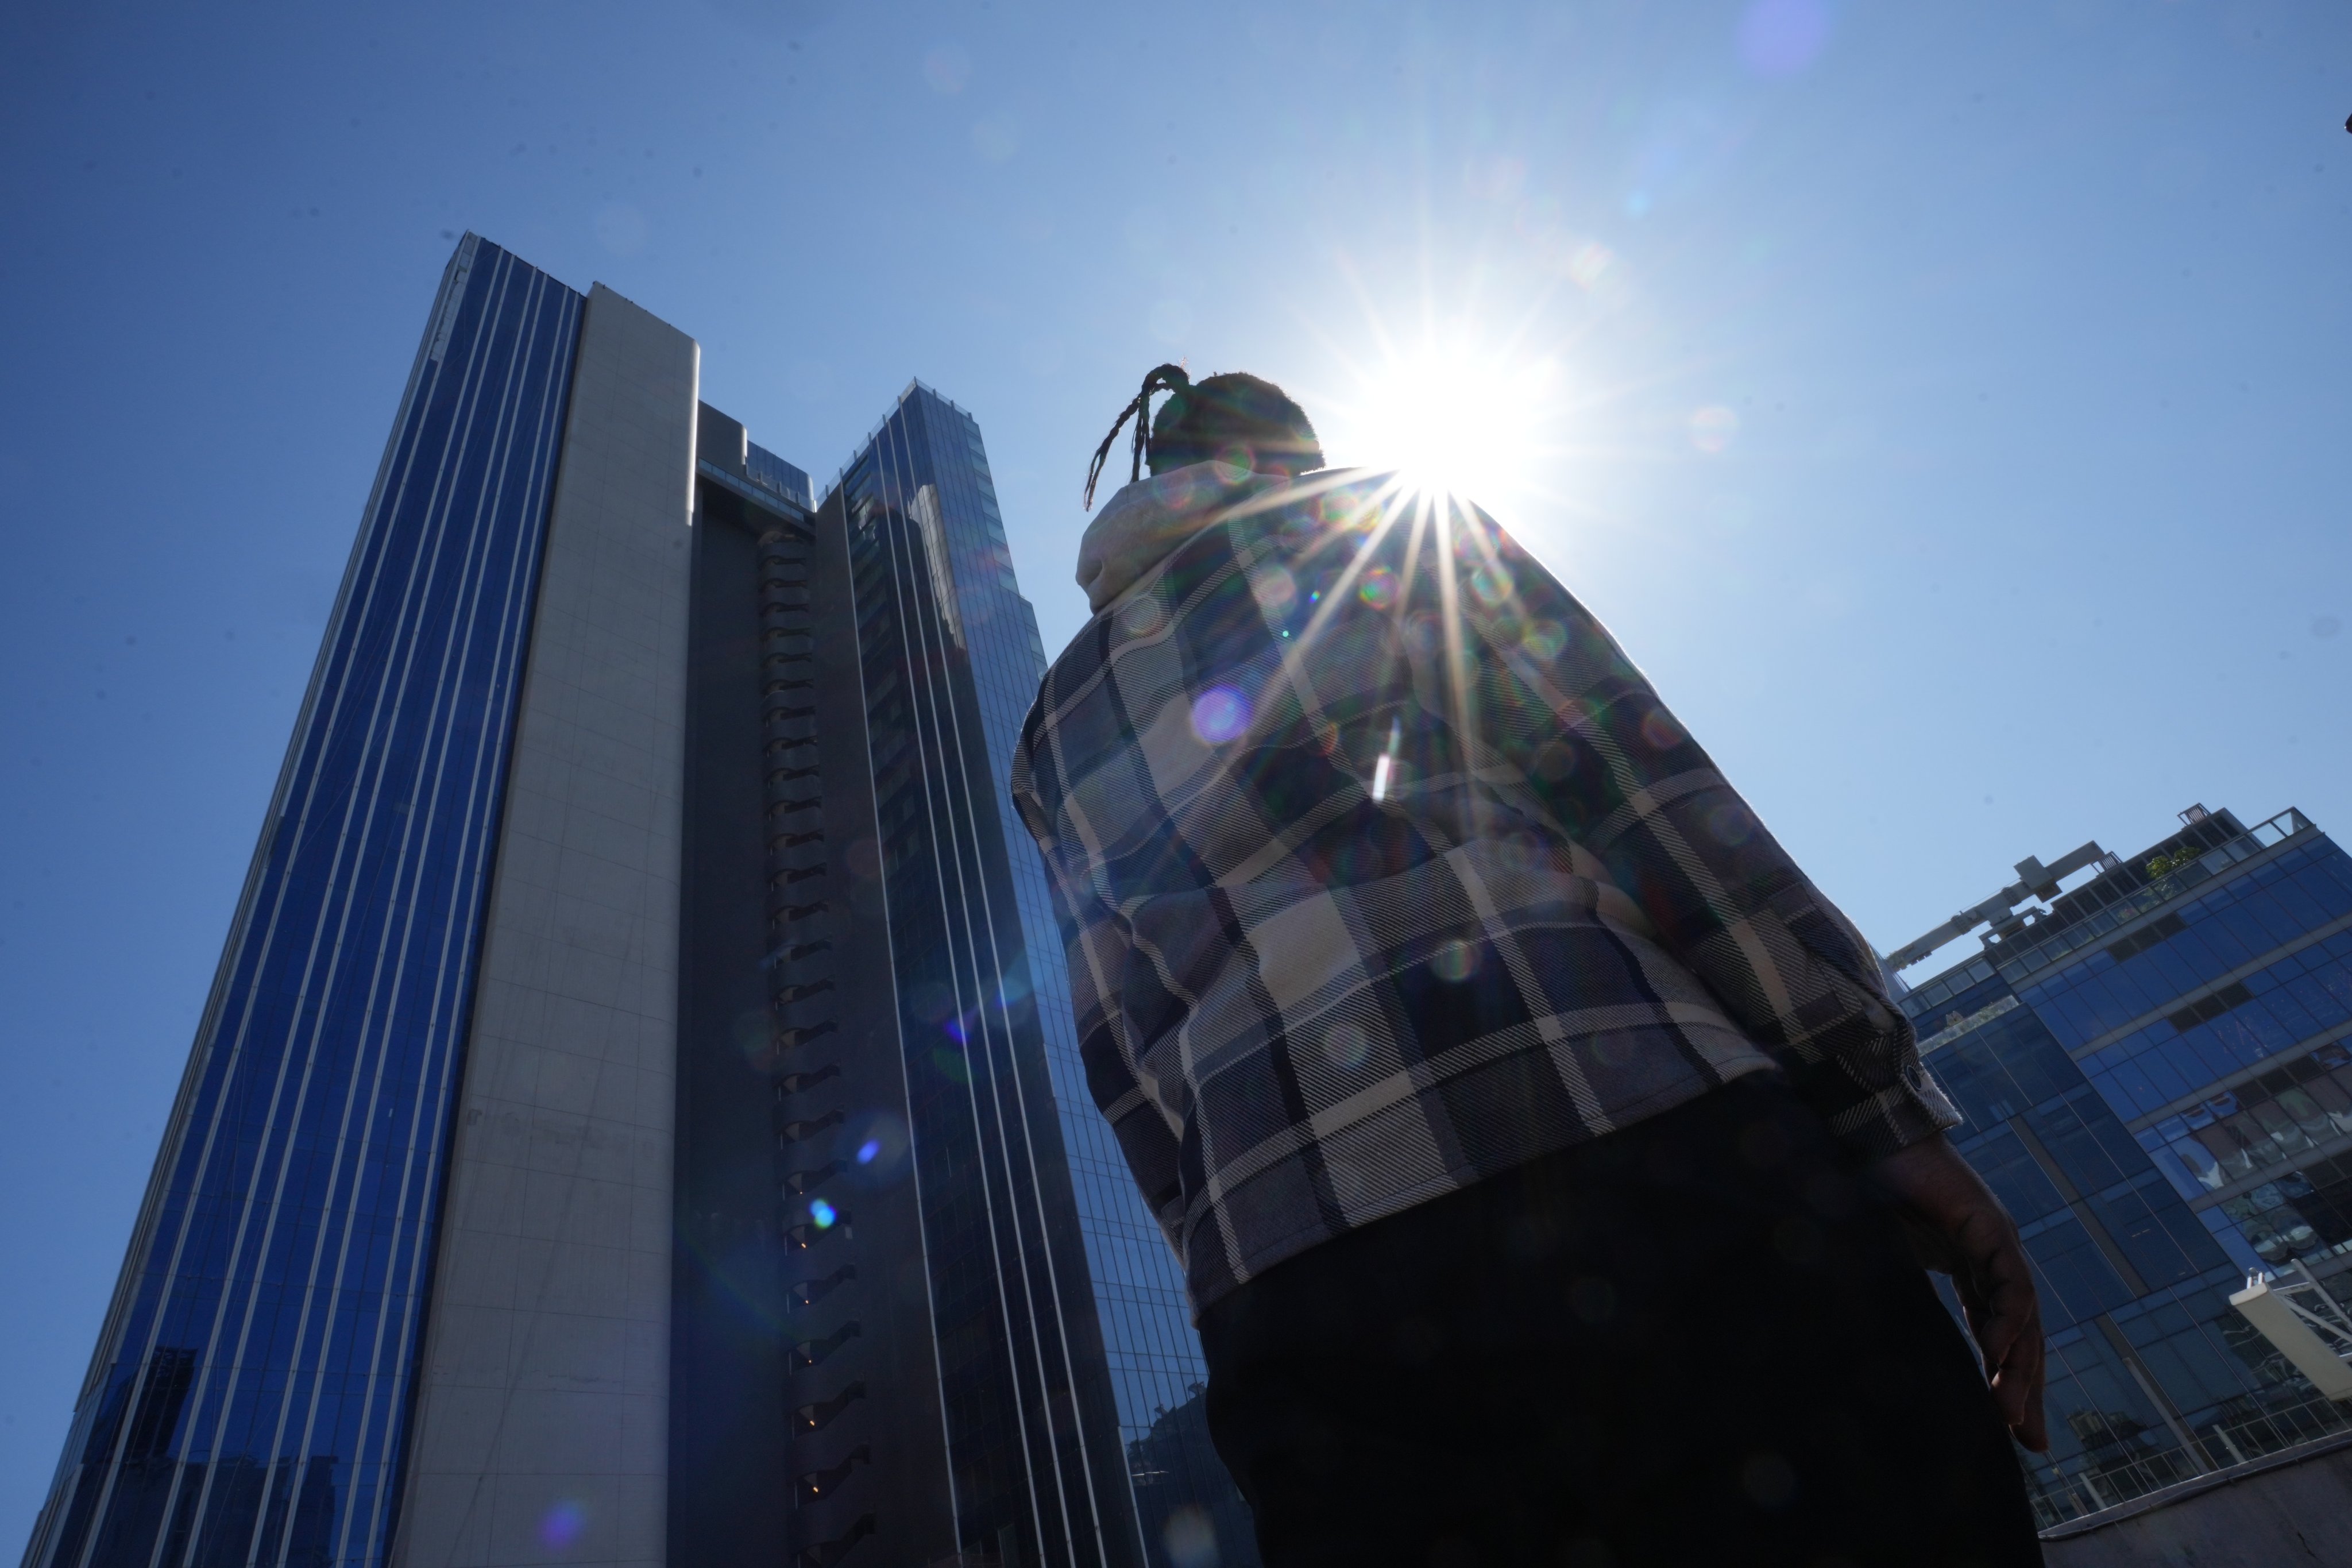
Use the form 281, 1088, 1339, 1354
23, 238, 1253, 1568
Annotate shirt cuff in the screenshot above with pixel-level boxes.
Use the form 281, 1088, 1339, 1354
1828, 1062, 1964, 1165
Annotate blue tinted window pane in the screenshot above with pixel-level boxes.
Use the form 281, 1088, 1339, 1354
30, 240, 578, 1568
2089, 1179, 2226, 1288
837, 387, 1256, 1564
1964, 1128, 2067, 1225
2025, 1212, 2136, 1328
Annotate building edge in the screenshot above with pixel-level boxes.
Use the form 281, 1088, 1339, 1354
17, 235, 495, 1568
387, 284, 698, 1568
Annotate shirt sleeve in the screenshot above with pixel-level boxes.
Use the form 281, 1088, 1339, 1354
1010, 697, 1191, 1258
1451, 512, 1960, 1163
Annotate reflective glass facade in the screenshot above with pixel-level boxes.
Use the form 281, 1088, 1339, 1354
836, 386, 1131, 1567
25, 237, 580, 1568
32, 241, 1260, 1568
1898, 806, 2352, 1523
744, 439, 812, 511
831, 385, 1255, 1568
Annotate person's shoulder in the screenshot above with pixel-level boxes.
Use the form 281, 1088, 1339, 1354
1243, 467, 1395, 524
1037, 609, 1111, 702
1197, 468, 1393, 559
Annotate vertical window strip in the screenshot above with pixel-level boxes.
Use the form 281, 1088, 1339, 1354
866, 403, 1117, 1561
868, 423, 1060, 1559
34, 250, 579, 1568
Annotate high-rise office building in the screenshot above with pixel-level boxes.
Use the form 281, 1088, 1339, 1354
22, 235, 1253, 1568
1886, 804, 2352, 1523
813, 394, 1248, 1568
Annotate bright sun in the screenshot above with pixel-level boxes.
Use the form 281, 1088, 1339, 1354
1327, 338, 1565, 511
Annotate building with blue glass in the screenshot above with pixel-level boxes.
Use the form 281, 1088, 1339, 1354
816, 389, 1253, 1568
1886, 804, 2352, 1524
22, 236, 1251, 1568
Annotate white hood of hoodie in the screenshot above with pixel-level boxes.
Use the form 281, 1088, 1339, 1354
1075, 460, 1291, 613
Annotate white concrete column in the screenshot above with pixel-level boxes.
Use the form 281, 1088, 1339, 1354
393, 284, 697, 1568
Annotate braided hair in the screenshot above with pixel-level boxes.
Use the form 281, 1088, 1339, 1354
1083, 363, 1191, 509
1083, 366, 1324, 508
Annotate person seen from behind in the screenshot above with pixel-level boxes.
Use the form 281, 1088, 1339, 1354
1009, 365, 2048, 1567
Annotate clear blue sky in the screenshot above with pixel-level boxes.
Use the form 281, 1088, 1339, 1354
2, 0, 2345, 1541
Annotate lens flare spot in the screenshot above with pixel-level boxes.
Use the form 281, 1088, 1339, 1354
1190, 686, 1252, 744
1431, 939, 1481, 983
922, 43, 972, 94
1565, 241, 1617, 291
1122, 596, 1165, 636
1318, 491, 1370, 530
1469, 563, 1513, 607
970, 114, 1018, 163
1739, 0, 1832, 77
1534, 740, 1578, 782
1522, 619, 1567, 659
1357, 566, 1398, 609
593, 203, 646, 257
1322, 1022, 1370, 1069
809, 1199, 838, 1229
539, 1501, 587, 1551
1370, 716, 1404, 804
840, 1112, 910, 1187
1163, 1506, 1218, 1568
1250, 563, 1299, 616
1689, 405, 1740, 454
1639, 708, 1686, 751
1706, 802, 1755, 847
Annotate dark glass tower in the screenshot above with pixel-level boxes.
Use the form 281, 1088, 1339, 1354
1889, 806, 2352, 1525
28, 239, 1253, 1568
671, 384, 1254, 1568
837, 388, 1254, 1568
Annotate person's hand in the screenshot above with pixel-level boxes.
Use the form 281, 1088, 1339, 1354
1868, 1134, 2049, 1451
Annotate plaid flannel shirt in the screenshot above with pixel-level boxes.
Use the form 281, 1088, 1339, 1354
1011, 470, 1956, 1312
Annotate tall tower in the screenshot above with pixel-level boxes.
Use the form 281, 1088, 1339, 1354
822, 389, 1253, 1568
23, 239, 1252, 1568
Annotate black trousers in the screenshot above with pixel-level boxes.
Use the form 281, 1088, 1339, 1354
1198, 1076, 2042, 1568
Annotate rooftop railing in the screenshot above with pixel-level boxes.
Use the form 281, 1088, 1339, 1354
744, 442, 812, 508
2027, 1380, 2351, 1532
1986, 808, 2315, 984
821, 380, 970, 505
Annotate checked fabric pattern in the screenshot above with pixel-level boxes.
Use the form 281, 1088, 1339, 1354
1011, 470, 1957, 1311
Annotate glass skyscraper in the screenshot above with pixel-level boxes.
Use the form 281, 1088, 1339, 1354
1888, 804, 2352, 1524
821, 389, 1253, 1568
24, 237, 1252, 1568
21, 234, 584, 1568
